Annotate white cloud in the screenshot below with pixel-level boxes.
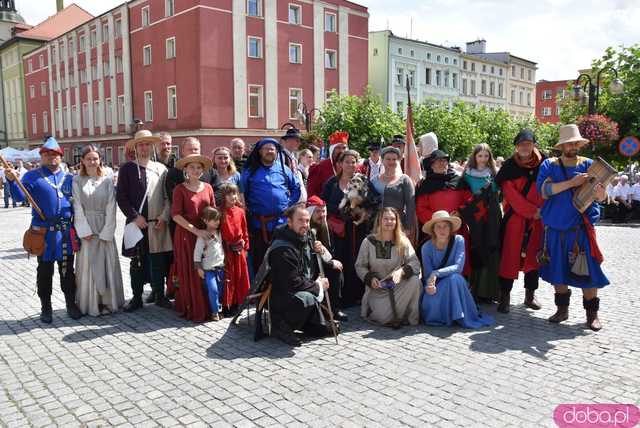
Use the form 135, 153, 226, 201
16, 0, 122, 28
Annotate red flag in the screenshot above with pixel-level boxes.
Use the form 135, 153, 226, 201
404, 78, 421, 185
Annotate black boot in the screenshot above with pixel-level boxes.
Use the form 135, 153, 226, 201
497, 278, 513, 313
548, 290, 571, 323
523, 271, 541, 310
64, 293, 83, 320
154, 294, 172, 309
124, 295, 144, 312
40, 296, 53, 324
583, 297, 602, 331
524, 289, 541, 310
334, 310, 349, 322
273, 319, 301, 347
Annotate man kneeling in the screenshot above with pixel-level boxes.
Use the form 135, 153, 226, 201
269, 203, 335, 346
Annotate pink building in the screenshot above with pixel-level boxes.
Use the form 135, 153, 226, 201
23, 0, 369, 165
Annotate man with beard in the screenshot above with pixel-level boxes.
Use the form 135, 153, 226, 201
155, 132, 176, 168
241, 138, 300, 273
5, 138, 82, 323
495, 129, 545, 313
230, 138, 248, 173
281, 127, 307, 203
537, 124, 609, 331
269, 203, 334, 346
306, 195, 348, 321
307, 131, 348, 198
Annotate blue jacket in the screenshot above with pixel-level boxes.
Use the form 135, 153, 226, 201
241, 160, 301, 232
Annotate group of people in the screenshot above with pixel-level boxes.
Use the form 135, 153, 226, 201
3, 122, 611, 347
604, 172, 640, 223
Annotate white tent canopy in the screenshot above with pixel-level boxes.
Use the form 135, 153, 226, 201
0, 147, 40, 163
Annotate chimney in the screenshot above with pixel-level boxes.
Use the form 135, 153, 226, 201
56, 0, 64, 12
466, 39, 486, 54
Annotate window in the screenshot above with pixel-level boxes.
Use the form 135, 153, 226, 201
142, 6, 150, 27
117, 95, 125, 124
425, 68, 431, 85
511, 65, 515, 77
116, 56, 123, 74
41, 82, 46, 96
247, 0, 262, 17
325, 90, 336, 102
396, 67, 403, 85
288, 88, 302, 119
528, 69, 532, 81
63, 107, 68, 131
69, 72, 75, 86
527, 92, 531, 106
557, 88, 566, 100
491, 66, 494, 74
397, 48, 402, 55
102, 61, 109, 78
444, 57, 448, 64
453, 59, 457, 65
426, 52, 431, 60
499, 68, 503, 76
325, 12, 336, 32
396, 101, 403, 113
82, 103, 88, 128
324, 49, 336, 69
28, 60, 33, 73
165, 0, 175, 17
471, 80, 476, 96
410, 50, 414, 58
288, 43, 302, 64
79, 35, 86, 51
462, 78, 468, 95
444, 71, 449, 88
43, 111, 48, 133
118, 146, 125, 165
519, 91, 523, 105
408, 70, 415, 87
55, 108, 60, 132
93, 101, 100, 127
452, 73, 457, 89
436, 70, 441, 87
68, 39, 74, 55
436, 55, 440, 62
80, 69, 87, 84
115, 19, 122, 38
482, 64, 486, 73
248, 85, 263, 117
167, 86, 177, 119
106, 98, 112, 126
90, 29, 97, 48
166, 37, 176, 59
520, 67, 524, 80
102, 22, 109, 41
143, 45, 152, 66
105, 147, 113, 166
91, 64, 97, 80
373, 48, 378, 56
543, 89, 552, 100
481, 79, 486, 95
498, 83, 503, 98
144, 91, 153, 121
511, 90, 515, 103
471, 62, 475, 72
29, 85, 35, 98
489, 81, 495, 96
288, 4, 301, 25
248, 37, 262, 58
71, 105, 77, 129
556, 105, 561, 116
463, 60, 467, 70
39, 54, 44, 68
32, 114, 37, 134
52, 79, 57, 92
542, 107, 551, 117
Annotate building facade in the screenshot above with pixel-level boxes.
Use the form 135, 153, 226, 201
23, 0, 369, 163
459, 52, 507, 111
535, 79, 570, 123
369, 30, 460, 113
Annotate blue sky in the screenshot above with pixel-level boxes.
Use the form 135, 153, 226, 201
17, 0, 640, 81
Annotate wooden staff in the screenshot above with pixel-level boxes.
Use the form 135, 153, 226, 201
312, 229, 339, 345
0, 154, 46, 220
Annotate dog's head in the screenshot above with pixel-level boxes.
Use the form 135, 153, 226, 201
346, 173, 368, 199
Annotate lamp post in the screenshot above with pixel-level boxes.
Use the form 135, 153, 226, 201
573, 66, 624, 115
296, 102, 320, 132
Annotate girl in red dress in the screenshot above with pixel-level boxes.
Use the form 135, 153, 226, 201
171, 154, 215, 322
218, 183, 250, 316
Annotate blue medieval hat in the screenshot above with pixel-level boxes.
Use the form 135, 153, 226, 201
40, 136, 63, 155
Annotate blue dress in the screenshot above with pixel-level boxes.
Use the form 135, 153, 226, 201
536, 157, 609, 289
420, 235, 495, 328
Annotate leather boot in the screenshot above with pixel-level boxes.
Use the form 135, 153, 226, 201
497, 278, 512, 314
524, 289, 541, 310
273, 319, 301, 347
64, 293, 83, 320
40, 296, 53, 324
124, 295, 144, 312
154, 294, 172, 309
583, 297, 602, 331
548, 290, 571, 323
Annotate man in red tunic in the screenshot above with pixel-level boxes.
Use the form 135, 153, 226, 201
307, 131, 348, 197
495, 129, 545, 313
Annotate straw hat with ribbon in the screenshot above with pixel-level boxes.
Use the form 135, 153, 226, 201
422, 210, 462, 236
175, 153, 213, 171
554, 124, 589, 150
125, 129, 161, 152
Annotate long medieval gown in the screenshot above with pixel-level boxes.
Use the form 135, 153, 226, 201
172, 183, 215, 322
220, 205, 250, 309
72, 175, 125, 316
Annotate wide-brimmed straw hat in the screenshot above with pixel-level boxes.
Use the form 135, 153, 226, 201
422, 210, 462, 236
175, 154, 213, 170
554, 124, 589, 150
125, 130, 161, 152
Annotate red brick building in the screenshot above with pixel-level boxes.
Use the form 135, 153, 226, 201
23, 0, 369, 165
535, 79, 571, 124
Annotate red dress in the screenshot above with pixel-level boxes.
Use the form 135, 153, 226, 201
307, 159, 336, 197
220, 205, 251, 308
172, 183, 215, 322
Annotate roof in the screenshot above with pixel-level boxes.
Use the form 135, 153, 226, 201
16, 3, 93, 41
375, 30, 461, 54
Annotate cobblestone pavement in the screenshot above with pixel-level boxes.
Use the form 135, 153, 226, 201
0, 206, 638, 427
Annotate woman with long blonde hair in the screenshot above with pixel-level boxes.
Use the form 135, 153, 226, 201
355, 207, 421, 328
212, 146, 242, 206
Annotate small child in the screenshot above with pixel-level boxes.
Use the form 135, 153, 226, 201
193, 206, 225, 321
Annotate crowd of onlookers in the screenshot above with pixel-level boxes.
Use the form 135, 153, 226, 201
603, 171, 640, 223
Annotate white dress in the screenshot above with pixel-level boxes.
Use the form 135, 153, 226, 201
73, 175, 125, 316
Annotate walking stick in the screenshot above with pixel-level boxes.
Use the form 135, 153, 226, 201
0, 154, 46, 220
311, 230, 339, 345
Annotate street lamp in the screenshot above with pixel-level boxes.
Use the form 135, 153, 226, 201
573, 66, 624, 115
296, 102, 320, 132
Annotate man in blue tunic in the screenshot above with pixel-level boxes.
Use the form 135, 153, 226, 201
241, 138, 301, 274
5, 137, 82, 323
537, 124, 609, 331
